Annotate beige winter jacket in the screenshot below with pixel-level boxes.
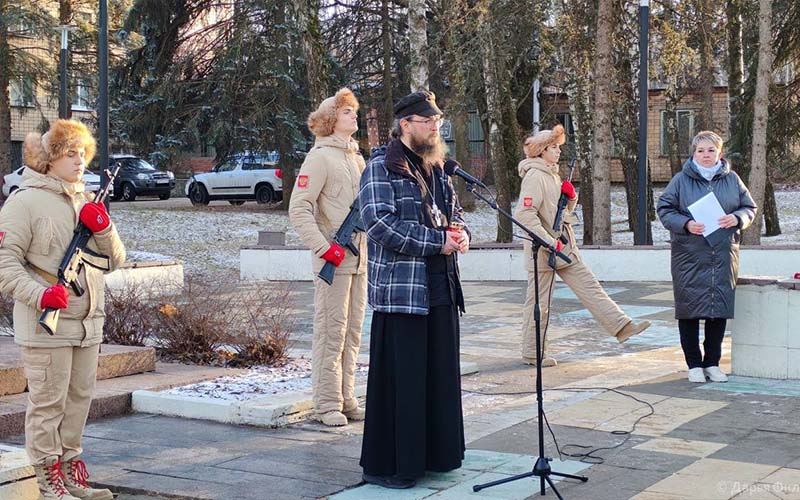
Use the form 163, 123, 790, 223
289, 135, 367, 275
513, 157, 579, 271
0, 169, 126, 347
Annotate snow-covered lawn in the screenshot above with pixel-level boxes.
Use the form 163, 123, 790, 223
163, 357, 369, 401
111, 187, 800, 279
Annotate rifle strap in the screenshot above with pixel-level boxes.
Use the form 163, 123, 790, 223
28, 264, 58, 286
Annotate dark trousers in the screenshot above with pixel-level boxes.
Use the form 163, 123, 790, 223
360, 306, 465, 478
678, 318, 727, 369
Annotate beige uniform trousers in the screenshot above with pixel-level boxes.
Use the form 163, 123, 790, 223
21, 344, 99, 465
312, 272, 367, 414
521, 251, 631, 360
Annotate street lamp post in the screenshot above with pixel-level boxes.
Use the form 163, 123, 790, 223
636, 0, 650, 245
54, 25, 77, 119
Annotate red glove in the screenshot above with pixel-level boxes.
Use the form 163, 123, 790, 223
41, 285, 69, 310
321, 243, 346, 267
794, 272, 800, 280
555, 240, 563, 253
561, 180, 576, 200
79, 202, 110, 233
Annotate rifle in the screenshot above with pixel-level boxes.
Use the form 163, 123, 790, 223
318, 202, 364, 285
548, 158, 576, 270
39, 165, 121, 335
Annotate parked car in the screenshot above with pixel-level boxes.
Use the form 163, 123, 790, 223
110, 155, 175, 201
2, 166, 112, 198
185, 153, 283, 206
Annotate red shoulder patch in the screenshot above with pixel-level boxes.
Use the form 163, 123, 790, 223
0, 231, 4, 247
523, 197, 533, 207
297, 175, 309, 188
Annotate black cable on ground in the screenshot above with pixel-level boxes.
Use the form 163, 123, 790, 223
462, 386, 656, 465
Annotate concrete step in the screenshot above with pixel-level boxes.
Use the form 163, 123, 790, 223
0, 337, 156, 397
0, 362, 247, 439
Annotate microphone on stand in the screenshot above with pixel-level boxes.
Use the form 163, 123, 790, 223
443, 160, 487, 189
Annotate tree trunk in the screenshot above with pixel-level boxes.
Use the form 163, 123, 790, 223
480, 9, 512, 243
451, 110, 475, 211
742, 0, 773, 245
381, 0, 393, 140
277, 2, 296, 211
407, 0, 429, 91
696, 0, 715, 131
0, 12, 12, 179
590, 0, 613, 245
60, 0, 73, 119
726, 0, 744, 138
567, 85, 594, 245
665, 93, 682, 175
296, 0, 327, 106
763, 177, 781, 236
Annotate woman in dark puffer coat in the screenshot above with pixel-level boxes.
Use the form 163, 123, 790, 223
657, 130, 757, 384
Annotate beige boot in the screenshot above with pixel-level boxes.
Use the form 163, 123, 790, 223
316, 410, 348, 426
33, 459, 80, 500
522, 356, 557, 367
615, 320, 651, 343
61, 459, 114, 500
343, 406, 365, 421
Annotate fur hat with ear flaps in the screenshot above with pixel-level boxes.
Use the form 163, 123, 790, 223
307, 88, 360, 138
23, 119, 96, 174
524, 124, 566, 159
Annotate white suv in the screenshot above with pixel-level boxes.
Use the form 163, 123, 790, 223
185, 153, 283, 206
3, 166, 111, 198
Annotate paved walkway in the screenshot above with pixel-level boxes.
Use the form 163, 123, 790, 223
3, 280, 800, 500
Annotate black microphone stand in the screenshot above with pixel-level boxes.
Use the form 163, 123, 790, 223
465, 183, 588, 499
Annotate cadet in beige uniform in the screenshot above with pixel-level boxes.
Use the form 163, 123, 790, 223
513, 125, 650, 366
289, 88, 367, 426
0, 120, 125, 500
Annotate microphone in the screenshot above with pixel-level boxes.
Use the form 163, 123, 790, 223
443, 160, 487, 189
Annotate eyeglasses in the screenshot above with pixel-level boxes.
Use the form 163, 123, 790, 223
405, 117, 444, 128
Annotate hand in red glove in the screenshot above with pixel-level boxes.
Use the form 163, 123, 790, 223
555, 239, 563, 253
321, 243, 346, 267
561, 180, 576, 200
794, 272, 800, 280
41, 284, 69, 310
79, 202, 110, 233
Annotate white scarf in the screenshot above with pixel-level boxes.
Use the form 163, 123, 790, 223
694, 159, 722, 181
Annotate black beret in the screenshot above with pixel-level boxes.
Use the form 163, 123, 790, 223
393, 90, 443, 118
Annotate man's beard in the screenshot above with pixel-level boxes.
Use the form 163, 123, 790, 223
409, 132, 448, 165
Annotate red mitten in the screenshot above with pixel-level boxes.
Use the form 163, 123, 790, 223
79, 202, 110, 233
794, 272, 800, 280
41, 285, 69, 310
322, 243, 346, 267
555, 240, 563, 253
561, 180, 576, 200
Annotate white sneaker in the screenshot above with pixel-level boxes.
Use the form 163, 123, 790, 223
703, 366, 728, 383
688, 367, 706, 383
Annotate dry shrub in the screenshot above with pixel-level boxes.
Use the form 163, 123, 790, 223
224, 282, 295, 367
103, 282, 153, 346
152, 278, 233, 364
0, 294, 14, 333
101, 275, 295, 367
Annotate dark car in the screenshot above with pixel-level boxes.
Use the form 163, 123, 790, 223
110, 155, 176, 201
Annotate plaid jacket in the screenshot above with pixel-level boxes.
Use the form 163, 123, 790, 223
359, 139, 468, 315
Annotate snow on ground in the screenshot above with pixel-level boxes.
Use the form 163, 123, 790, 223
112, 187, 800, 280
163, 357, 369, 401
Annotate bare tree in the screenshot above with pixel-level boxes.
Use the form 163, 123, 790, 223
479, 4, 512, 242
590, 0, 614, 245
295, 0, 328, 106
408, 0, 429, 90
743, 0, 773, 245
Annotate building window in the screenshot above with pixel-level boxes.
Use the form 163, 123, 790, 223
10, 78, 34, 107
71, 79, 92, 110
661, 110, 695, 156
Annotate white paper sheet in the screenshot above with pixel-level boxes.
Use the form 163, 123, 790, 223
687, 192, 726, 237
